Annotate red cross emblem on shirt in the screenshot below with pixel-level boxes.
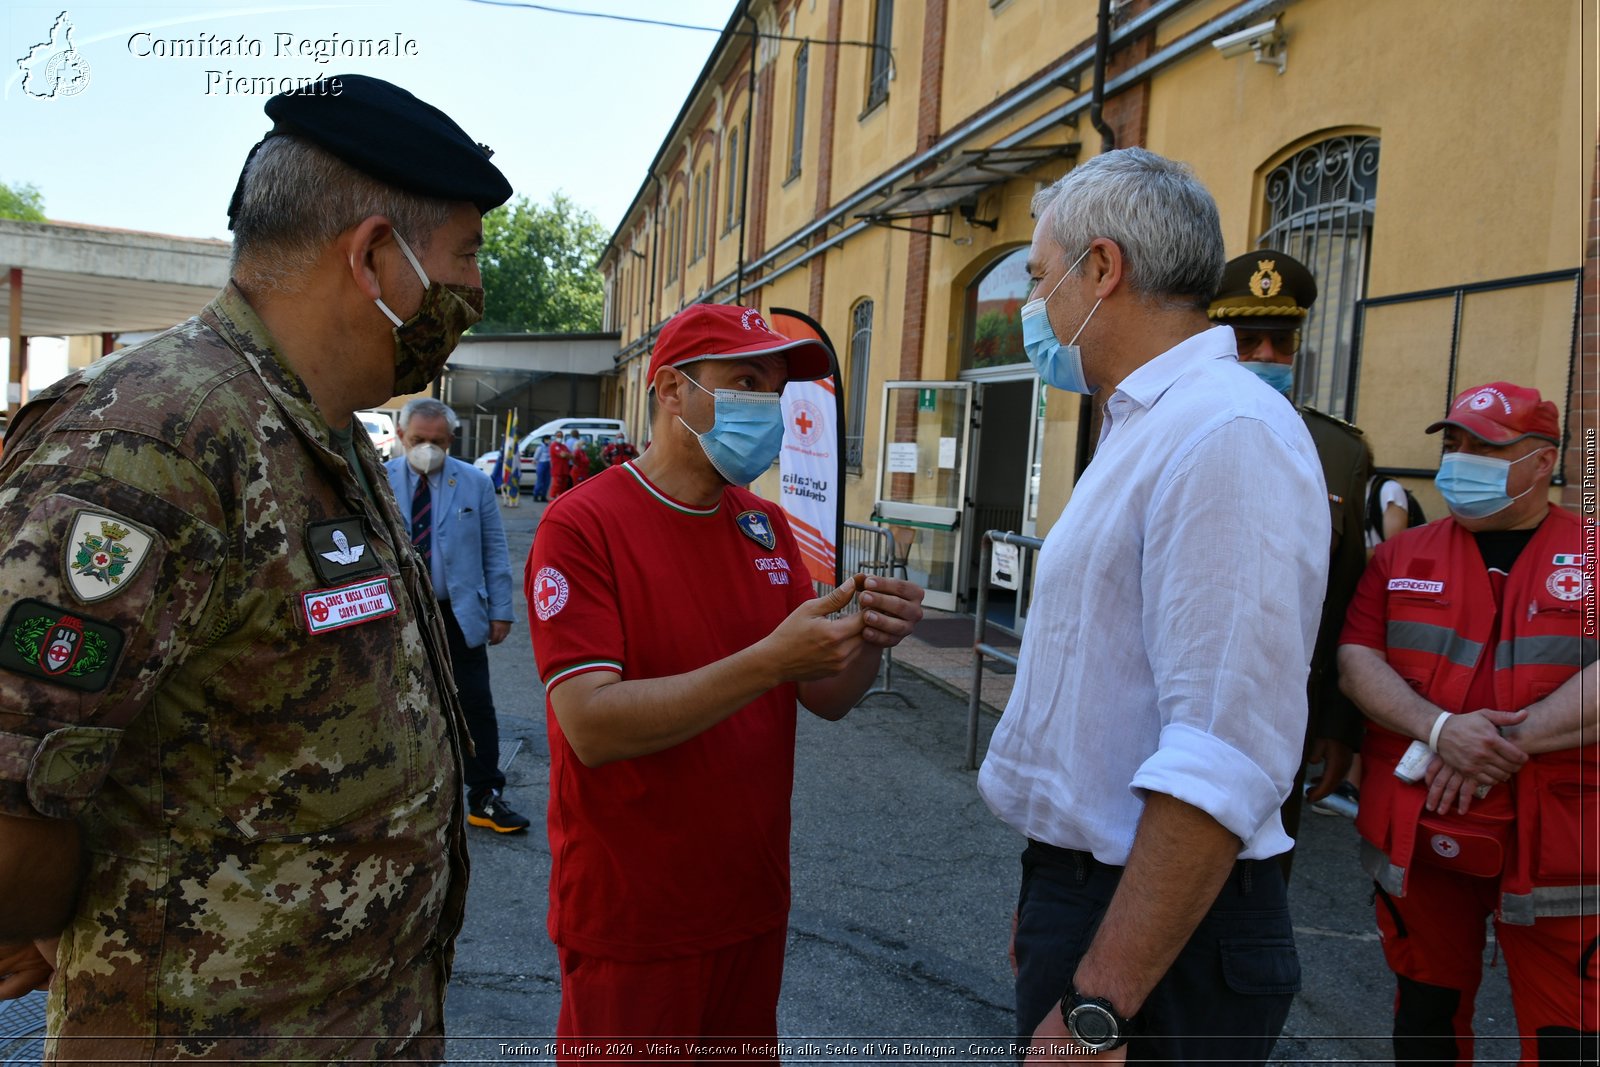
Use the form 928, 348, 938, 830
533, 566, 570, 620
794, 410, 814, 437
310, 600, 330, 624
1555, 572, 1583, 596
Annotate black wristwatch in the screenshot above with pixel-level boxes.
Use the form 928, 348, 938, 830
1060, 988, 1133, 1052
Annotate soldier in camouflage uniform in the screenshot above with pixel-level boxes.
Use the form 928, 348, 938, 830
0, 74, 510, 1061
1208, 250, 1372, 870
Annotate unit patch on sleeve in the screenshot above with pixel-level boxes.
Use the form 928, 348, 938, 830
0, 599, 126, 692
307, 517, 383, 585
65, 511, 154, 604
735, 509, 777, 550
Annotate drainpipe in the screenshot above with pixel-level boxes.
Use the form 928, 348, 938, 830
1090, 0, 1116, 152
736, 0, 758, 302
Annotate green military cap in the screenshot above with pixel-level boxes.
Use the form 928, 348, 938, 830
1207, 250, 1317, 331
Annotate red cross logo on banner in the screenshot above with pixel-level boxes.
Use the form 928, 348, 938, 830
533, 567, 570, 621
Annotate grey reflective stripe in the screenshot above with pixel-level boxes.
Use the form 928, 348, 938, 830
1361, 838, 1406, 897
1501, 884, 1598, 925
1387, 620, 1484, 669
1494, 634, 1596, 671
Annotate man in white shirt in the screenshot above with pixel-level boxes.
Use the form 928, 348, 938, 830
977, 148, 1330, 1064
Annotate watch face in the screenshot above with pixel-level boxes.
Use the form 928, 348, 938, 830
1067, 1003, 1117, 1046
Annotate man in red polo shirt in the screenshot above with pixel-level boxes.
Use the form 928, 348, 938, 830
526, 303, 924, 1059
1338, 382, 1597, 1065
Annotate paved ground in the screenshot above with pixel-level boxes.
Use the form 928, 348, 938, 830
0, 494, 1521, 1065
442, 498, 1520, 1064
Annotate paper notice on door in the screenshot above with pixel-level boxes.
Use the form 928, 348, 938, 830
938, 436, 957, 469
887, 442, 919, 474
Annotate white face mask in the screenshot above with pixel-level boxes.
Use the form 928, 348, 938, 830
405, 442, 445, 475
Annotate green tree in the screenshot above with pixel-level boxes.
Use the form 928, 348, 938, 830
476, 192, 607, 333
0, 180, 46, 222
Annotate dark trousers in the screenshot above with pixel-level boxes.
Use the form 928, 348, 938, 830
440, 601, 504, 805
1014, 839, 1300, 1065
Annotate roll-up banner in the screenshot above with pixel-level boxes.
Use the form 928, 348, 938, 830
768, 308, 844, 589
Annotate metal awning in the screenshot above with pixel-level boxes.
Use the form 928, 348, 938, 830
0, 219, 229, 336
857, 143, 1080, 224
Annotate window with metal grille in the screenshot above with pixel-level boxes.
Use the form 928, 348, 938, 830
865, 0, 892, 112
845, 298, 874, 472
788, 43, 808, 181
1257, 135, 1380, 417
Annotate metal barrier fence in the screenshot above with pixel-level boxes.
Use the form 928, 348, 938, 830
813, 521, 910, 707
965, 529, 1045, 770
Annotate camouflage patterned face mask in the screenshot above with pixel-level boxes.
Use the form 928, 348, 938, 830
375, 231, 485, 395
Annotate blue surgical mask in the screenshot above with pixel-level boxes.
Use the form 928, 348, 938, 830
1434, 449, 1543, 519
1020, 247, 1101, 394
678, 373, 785, 485
1240, 360, 1295, 396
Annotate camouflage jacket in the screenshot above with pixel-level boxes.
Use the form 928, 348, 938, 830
0, 285, 468, 1062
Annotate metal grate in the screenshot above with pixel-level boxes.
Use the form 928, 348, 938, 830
1258, 135, 1380, 419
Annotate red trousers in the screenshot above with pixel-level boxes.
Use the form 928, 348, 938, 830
556, 928, 786, 1065
1375, 860, 1598, 1064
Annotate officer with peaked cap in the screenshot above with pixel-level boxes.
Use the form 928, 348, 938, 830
0, 75, 508, 1059
1208, 250, 1372, 870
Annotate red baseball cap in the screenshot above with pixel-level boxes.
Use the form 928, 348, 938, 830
1425, 381, 1561, 446
646, 303, 831, 387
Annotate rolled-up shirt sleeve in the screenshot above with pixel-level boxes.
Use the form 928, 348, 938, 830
1129, 415, 1330, 852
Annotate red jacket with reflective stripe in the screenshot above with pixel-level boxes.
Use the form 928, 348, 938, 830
1353, 506, 1594, 920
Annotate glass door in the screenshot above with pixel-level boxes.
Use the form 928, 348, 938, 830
873, 381, 973, 611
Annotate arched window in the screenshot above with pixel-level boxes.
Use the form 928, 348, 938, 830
846, 298, 874, 472
725, 123, 743, 231
1258, 135, 1380, 416
788, 43, 808, 180
962, 246, 1030, 371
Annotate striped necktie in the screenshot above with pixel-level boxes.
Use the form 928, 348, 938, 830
411, 475, 432, 565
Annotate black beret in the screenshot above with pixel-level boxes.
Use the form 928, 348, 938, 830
1207, 250, 1318, 331
227, 74, 512, 229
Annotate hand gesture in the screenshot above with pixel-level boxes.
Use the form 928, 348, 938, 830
0, 940, 53, 1000
762, 578, 869, 682
856, 575, 924, 648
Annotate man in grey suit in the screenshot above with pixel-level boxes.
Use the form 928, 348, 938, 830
388, 398, 528, 833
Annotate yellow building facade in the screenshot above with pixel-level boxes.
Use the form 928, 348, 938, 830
600, 0, 1596, 613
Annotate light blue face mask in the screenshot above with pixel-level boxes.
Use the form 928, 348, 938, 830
1434, 448, 1544, 519
1240, 360, 1295, 396
1020, 247, 1101, 394
678, 371, 785, 485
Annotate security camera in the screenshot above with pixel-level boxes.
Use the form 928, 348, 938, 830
1211, 19, 1283, 59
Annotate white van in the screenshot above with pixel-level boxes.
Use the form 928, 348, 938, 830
357, 411, 397, 459
515, 418, 628, 486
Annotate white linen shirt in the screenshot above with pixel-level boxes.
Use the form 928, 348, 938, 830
977, 325, 1330, 863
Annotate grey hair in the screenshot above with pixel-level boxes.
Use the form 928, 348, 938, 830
230, 134, 454, 293
1031, 147, 1224, 310
398, 397, 459, 434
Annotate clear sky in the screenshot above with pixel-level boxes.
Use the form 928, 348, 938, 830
1, 1, 739, 241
